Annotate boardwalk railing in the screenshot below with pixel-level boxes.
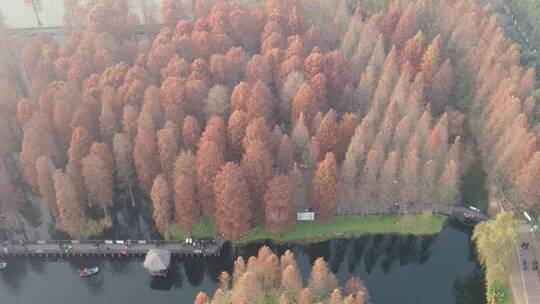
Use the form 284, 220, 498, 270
0, 236, 226, 258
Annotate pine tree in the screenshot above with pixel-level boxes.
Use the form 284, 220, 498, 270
89, 143, 114, 180
280, 71, 304, 124
150, 174, 173, 235
242, 117, 272, 152
241, 140, 274, 217
314, 153, 338, 221
516, 152, 540, 206
122, 104, 139, 142
379, 151, 399, 208
245, 54, 272, 84
304, 51, 325, 81
308, 257, 338, 299
420, 35, 441, 85
193, 292, 210, 304
277, 135, 294, 173
438, 159, 460, 204
199, 116, 226, 155
282, 264, 303, 296
214, 162, 254, 239
390, 7, 416, 49
399, 31, 424, 72
290, 163, 308, 210
204, 84, 230, 119
134, 110, 160, 194
400, 136, 420, 204
182, 115, 201, 151
315, 110, 338, 156
426, 113, 449, 165
196, 140, 225, 219
264, 174, 294, 233
53, 169, 86, 239
230, 272, 264, 303
174, 173, 198, 232
291, 113, 310, 162
36, 155, 57, 216
292, 83, 319, 128
66, 126, 93, 205
157, 121, 179, 183
247, 80, 275, 122
231, 81, 251, 112
429, 58, 454, 114
20, 113, 57, 192
113, 133, 135, 206
99, 88, 119, 145
82, 152, 113, 210
227, 110, 249, 160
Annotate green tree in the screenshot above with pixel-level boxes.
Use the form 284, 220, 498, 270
472, 212, 518, 286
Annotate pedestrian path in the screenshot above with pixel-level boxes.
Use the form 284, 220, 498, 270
512, 224, 540, 304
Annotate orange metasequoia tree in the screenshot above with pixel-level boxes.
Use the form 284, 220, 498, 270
264, 174, 294, 233
313, 152, 339, 221
213, 162, 254, 239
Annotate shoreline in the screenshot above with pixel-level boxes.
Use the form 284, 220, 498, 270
234, 213, 448, 246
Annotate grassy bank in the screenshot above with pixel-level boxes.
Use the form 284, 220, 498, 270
235, 212, 447, 246
166, 220, 218, 240
486, 281, 513, 304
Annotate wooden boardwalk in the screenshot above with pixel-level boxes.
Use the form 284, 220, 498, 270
0, 236, 226, 258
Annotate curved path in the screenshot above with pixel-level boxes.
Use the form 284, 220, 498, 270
347, 203, 489, 222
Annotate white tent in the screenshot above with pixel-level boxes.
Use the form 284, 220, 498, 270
143, 249, 171, 275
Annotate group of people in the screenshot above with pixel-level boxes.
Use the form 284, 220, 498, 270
520, 242, 531, 250
520, 242, 538, 270
523, 259, 538, 270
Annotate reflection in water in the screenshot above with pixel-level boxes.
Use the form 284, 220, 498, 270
0, 224, 486, 304
454, 269, 486, 304
0, 258, 28, 295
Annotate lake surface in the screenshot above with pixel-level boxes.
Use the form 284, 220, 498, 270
0, 221, 485, 304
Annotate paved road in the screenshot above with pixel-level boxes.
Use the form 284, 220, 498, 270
342, 203, 488, 221
512, 224, 540, 304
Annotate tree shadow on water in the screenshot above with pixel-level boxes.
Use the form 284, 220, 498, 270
304, 240, 331, 265
183, 257, 205, 287
453, 269, 487, 304
347, 237, 368, 273
419, 236, 436, 264
329, 239, 349, 273
398, 235, 419, 265
0, 258, 28, 295
380, 235, 399, 273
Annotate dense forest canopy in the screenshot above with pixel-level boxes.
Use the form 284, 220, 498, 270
192, 246, 369, 304
0, 0, 538, 240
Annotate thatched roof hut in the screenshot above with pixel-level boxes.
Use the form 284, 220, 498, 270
143, 249, 171, 276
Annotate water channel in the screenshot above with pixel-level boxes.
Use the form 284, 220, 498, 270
0, 220, 485, 304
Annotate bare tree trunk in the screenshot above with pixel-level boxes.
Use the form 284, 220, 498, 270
14, 212, 28, 240
128, 184, 135, 207
31, 4, 42, 27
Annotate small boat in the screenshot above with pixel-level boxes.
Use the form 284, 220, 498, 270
0, 261, 6, 269
79, 267, 99, 277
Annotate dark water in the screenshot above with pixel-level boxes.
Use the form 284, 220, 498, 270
0, 222, 485, 304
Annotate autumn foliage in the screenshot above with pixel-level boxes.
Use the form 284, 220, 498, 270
197, 246, 368, 304
3, 0, 538, 241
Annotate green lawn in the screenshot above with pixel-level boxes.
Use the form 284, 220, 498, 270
235, 212, 447, 246
166, 220, 218, 240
